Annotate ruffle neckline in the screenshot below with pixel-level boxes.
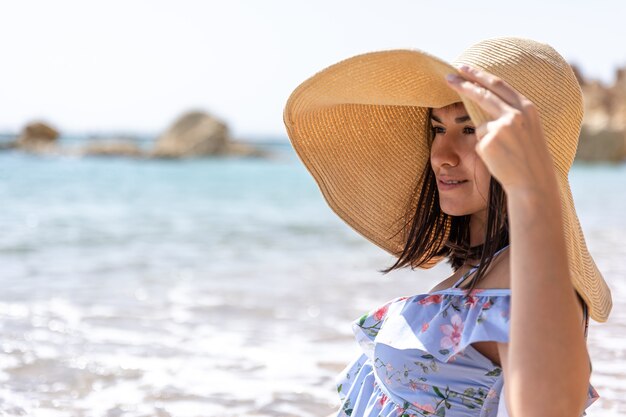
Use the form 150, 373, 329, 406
353, 289, 512, 364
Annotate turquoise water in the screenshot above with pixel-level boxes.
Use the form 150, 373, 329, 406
0, 143, 624, 416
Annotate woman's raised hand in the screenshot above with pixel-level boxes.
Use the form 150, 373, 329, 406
445, 65, 558, 196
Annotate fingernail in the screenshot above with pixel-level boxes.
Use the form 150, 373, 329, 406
446, 73, 461, 83
459, 65, 471, 72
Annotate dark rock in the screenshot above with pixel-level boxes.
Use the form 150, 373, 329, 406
16, 121, 60, 154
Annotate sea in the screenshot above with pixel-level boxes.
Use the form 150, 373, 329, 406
0, 137, 624, 417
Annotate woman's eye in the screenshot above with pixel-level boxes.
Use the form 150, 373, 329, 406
431, 126, 445, 135
464, 127, 476, 135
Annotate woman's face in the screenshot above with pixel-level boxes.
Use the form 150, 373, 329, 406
429, 103, 491, 221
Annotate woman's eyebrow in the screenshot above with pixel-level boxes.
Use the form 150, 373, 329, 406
430, 115, 472, 123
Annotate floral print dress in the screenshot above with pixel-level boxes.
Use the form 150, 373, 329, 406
335, 247, 599, 417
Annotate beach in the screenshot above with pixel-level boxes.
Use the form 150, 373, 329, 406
0, 141, 624, 416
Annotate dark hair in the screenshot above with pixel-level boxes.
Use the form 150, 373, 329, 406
379, 106, 509, 292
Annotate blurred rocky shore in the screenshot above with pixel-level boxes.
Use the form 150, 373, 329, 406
1, 64, 626, 162
0, 110, 270, 159
573, 65, 626, 162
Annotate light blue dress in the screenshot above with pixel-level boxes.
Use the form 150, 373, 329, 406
335, 246, 599, 417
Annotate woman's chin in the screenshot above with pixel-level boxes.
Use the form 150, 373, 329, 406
442, 209, 468, 217
438, 196, 488, 217
439, 203, 472, 217
440, 204, 487, 219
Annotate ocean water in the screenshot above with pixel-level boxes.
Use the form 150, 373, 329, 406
0, 142, 624, 416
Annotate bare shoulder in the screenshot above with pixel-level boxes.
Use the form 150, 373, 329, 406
473, 248, 511, 290
429, 248, 512, 293
456, 248, 586, 322
461, 249, 584, 320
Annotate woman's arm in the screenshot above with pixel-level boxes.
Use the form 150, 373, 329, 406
507, 187, 590, 417
505, 187, 589, 416
447, 66, 591, 417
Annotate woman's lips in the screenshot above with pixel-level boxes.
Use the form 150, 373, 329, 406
438, 179, 468, 191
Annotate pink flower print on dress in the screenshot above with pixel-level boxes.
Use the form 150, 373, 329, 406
378, 393, 388, 407
421, 322, 429, 333
440, 313, 464, 350
464, 294, 479, 308
412, 402, 435, 414
418, 294, 443, 306
409, 380, 429, 392
374, 304, 389, 321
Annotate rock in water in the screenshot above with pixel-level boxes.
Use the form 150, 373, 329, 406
574, 64, 626, 162
80, 139, 145, 158
152, 111, 230, 158
16, 121, 60, 153
577, 126, 626, 162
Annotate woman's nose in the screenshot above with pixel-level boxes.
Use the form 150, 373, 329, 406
430, 136, 460, 168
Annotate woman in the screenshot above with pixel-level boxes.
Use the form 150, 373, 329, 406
283, 38, 612, 416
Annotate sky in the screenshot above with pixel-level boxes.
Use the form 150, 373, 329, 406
1, 0, 625, 140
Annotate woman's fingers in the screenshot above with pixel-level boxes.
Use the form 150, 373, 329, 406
475, 122, 491, 140
457, 65, 525, 109
446, 73, 513, 119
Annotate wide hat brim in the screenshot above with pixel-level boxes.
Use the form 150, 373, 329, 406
283, 37, 612, 322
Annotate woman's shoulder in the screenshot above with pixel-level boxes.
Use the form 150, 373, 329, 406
430, 249, 511, 293
428, 248, 586, 326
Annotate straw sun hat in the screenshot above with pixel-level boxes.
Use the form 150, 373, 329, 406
283, 37, 613, 322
